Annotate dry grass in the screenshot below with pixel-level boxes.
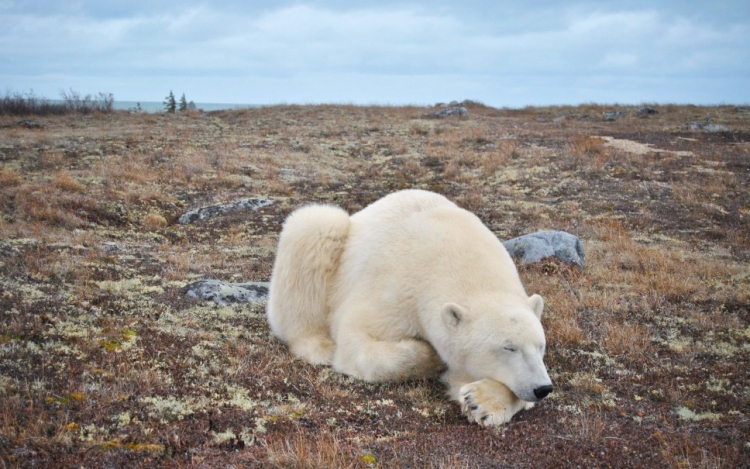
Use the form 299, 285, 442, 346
0, 166, 23, 186
52, 172, 86, 192
601, 320, 652, 361
0, 104, 748, 468
266, 430, 365, 469
142, 212, 168, 231
568, 135, 608, 170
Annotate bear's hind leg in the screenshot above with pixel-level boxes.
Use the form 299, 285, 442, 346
333, 335, 443, 382
266, 204, 349, 364
287, 335, 335, 365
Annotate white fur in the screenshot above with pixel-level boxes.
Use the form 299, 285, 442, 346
266, 190, 552, 425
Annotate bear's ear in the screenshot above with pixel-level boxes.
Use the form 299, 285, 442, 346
442, 302, 468, 329
528, 294, 544, 319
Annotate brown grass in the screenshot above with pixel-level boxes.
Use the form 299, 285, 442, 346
546, 307, 585, 347
52, 171, 86, 192
0, 166, 23, 186
601, 320, 652, 361
265, 430, 364, 469
568, 135, 608, 170
143, 212, 168, 231
0, 104, 748, 468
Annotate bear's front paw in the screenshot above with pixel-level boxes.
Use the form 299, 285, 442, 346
459, 380, 523, 426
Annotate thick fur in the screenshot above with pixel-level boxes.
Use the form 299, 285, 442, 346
266, 204, 350, 365
267, 190, 552, 425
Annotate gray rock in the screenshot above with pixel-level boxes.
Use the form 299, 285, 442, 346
702, 124, 728, 132
637, 106, 658, 117
184, 279, 269, 305
686, 122, 728, 132
427, 106, 469, 118
101, 242, 121, 253
502, 231, 585, 268
458, 99, 485, 107
14, 119, 42, 129
178, 198, 274, 225
0, 243, 21, 258
604, 111, 625, 121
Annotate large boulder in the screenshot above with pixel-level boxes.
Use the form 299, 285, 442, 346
184, 279, 269, 305
684, 122, 728, 132
427, 106, 469, 118
178, 198, 274, 225
502, 231, 585, 268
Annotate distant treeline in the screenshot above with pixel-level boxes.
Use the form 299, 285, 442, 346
0, 90, 114, 116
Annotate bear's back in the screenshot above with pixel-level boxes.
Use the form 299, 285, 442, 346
346, 190, 461, 267
351, 189, 455, 225
335, 190, 523, 306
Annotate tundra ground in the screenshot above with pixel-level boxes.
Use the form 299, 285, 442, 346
1, 103, 748, 468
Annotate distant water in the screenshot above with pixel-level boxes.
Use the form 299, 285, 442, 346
115, 101, 259, 113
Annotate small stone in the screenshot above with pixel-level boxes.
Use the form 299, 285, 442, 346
14, 119, 43, 129
102, 242, 121, 253
604, 111, 625, 121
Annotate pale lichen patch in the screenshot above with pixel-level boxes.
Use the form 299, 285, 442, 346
705, 377, 733, 395
225, 384, 259, 411
212, 428, 237, 445
676, 406, 721, 422
115, 411, 132, 428
140, 395, 196, 422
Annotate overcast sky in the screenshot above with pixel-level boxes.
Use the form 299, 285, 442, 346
2, 1, 749, 106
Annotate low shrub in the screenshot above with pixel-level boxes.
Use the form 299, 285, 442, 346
0, 90, 114, 116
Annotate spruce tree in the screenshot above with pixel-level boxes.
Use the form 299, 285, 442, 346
179, 93, 188, 112
164, 91, 176, 113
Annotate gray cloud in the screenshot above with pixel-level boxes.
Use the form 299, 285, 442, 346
1, 1, 748, 105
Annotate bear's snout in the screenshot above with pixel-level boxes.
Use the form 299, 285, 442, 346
533, 384, 553, 400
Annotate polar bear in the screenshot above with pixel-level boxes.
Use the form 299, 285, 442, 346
267, 190, 552, 425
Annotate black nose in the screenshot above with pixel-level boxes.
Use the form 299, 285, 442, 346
534, 385, 553, 400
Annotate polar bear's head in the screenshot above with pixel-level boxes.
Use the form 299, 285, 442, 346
441, 294, 553, 403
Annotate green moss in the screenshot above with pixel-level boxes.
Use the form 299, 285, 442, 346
92, 439, 165, 453
0, 333, 19, 344
46, 392, 86, 405
99, 339, 122, 352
